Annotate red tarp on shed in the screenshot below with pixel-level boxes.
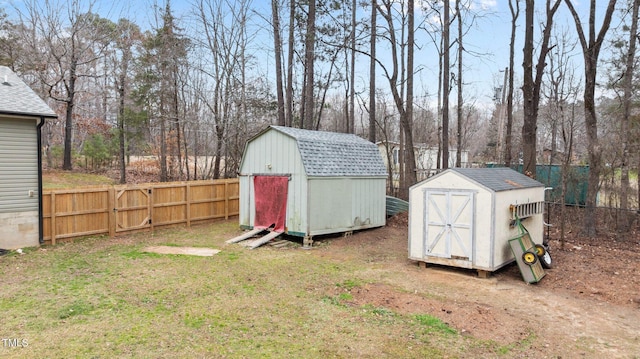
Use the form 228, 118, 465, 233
253, 176, 288, 232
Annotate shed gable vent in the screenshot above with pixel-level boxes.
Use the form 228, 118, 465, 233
509, 201, 544, 220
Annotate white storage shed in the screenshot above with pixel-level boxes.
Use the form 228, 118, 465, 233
0, 66, 57, 250
238, 125, 387, 247
408, 168, 545, 273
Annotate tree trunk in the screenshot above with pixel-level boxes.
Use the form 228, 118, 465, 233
565, 0, 617, 237
369, 0, 376, 143
62, 58, 77, 171
437, 36, 443, 170
159, 115, 168, 182
285, 0, 295, 127
349, 0, 356, 134
522, 0, 535, 176
455, 0, 462, 168
118, 58, 127, 184
442, 0, 450, 169
404, 0, 416, 189
173, 79, 182, 179
272, 0, 286, 126
506, 0, 519, 167
618, 0, 638, 232
302, 0, 316, 130
522, 0, 560, 177
377, 0, 415, 198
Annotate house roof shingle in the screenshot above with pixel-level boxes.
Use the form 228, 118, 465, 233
270, 125, 387, 177
0, 66, 57, 118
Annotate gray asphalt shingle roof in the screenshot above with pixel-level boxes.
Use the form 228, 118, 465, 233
270, 125, 387, 177
450, 167, 544, 192
0, 66, 57, 118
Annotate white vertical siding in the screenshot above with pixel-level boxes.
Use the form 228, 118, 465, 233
493, 187, 545, 267
350, 178, 386, 228
0, 117, 38, 213
308, 178, 353, 231
308, 177, 385, 235
238, 130, 308, 234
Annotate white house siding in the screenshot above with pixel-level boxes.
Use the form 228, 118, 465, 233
0, 117, 39, 249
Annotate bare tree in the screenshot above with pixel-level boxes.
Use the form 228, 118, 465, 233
406, 0, 415, 182
540, 27, 581, 247
195, 0, 252, 178
505, 0, 519, 167
376, 0, 417, 198
455, 0, 462, 167
442, 0, 450, 169
369, 0, 376, 142
285, 0, 295, 127
522, 0, 561, 177
564, 0, 618, 236
618, 0, 639, 232
300, 0, 316, 129
20, 0, 113, 171
0, 8, 14, 67
113, 19, 141, 184
271, 0, 285, 126
348, 0, 356, 133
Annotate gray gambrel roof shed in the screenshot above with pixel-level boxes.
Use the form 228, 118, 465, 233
0, 66, 57, 118
238, 125, 386, 243
265, 126, 387, 177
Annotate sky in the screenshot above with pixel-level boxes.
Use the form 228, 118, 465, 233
1, 0, 623, 113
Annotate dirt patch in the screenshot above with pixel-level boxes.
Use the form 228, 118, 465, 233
339, 282, 529, 344
315, 212, 640, 356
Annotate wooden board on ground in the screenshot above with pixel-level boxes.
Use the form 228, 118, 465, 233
239, 231, 282, 249
143, 246, 221, 256
226, 228, 265, 244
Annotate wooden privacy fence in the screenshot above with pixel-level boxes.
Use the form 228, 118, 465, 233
42, 179, 239, 245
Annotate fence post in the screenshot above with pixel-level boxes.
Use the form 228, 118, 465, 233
225, 180, 229, 220
108, 187, 115, 237
50, 192, 56, 245
149, 185, 154, 232
186, 182, 191, 228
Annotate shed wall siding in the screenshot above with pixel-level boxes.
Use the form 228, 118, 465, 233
308, 178, 353, 231
308, 177, 385, 235
0, 117, 38, 213
350, 178, 386, 228
493, 188, 545, 266
238, 131, 308, 234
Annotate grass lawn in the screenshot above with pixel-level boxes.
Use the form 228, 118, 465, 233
0, 221, 503, 358
42, 170, 115, 189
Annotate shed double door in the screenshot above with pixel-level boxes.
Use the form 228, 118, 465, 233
423, 190, 474, 261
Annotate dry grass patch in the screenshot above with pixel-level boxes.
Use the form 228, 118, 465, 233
0, 220, 517, 358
